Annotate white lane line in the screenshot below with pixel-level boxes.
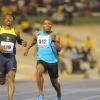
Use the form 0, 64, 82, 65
25, 88, 100, 100
1, 86, 100, 99
1, 87, 100, 98
79, 95, 100, 100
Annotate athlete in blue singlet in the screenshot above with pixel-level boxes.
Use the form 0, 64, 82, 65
24, 19, 62, 100
0, 14, 27, 100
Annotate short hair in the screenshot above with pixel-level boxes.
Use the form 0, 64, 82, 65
4, 14, 15, 20
42, 18, 52, 23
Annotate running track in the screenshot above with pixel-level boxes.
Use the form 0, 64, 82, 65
0, 80, 100, 100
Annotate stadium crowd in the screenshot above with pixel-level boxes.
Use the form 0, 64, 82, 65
0, 0, 100, 16
58, 34, 96, 74
0, 0, 99, 26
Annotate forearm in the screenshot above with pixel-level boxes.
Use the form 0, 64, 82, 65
26, 42, 36, 51
55, 42, 61, 52
27, 44, 33, 51
24, 42, 35, 56
17, 36, 23, 45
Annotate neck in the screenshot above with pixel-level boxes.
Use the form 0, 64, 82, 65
43, 30, 51, 34
3, 25, 12, 29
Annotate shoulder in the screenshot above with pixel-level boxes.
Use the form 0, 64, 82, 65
34, 30, 44, 36
13, 27, 20, 36
32, 31, 39, 37
52, 31, 60, 39
15, 30, 20, 36
51, 31, 59, 36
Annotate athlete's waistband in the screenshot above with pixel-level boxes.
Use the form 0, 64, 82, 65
2, 53, 15, 57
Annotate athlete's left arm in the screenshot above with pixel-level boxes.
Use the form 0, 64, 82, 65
55, 34, 62, 52
15, 29, 27, 47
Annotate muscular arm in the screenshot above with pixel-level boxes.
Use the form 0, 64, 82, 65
0, 26, 4, 52
24, 32, 37, 56
0, 45, 4, 52
27, 32, 37, 50
15, 29, 27, 47
55, 34, 61, 52
51, 32, 61, 52
16, 30, 23, 45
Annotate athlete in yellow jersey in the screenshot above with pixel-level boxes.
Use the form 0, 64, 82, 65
85, 36, 93, 54
0, 14, 27, 100
65, 34, 73, 50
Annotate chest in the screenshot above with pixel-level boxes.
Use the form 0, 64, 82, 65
37, 35, 53, 47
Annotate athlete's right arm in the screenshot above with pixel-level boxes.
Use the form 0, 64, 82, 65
24, 32, 37, 56
0, 26, 4, 53
0, 45, 4, 53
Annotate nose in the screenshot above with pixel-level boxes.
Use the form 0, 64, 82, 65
7, 19, 11, 22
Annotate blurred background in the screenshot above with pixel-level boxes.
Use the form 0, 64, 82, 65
0, 0, 100, 80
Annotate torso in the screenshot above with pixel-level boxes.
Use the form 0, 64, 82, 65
36, 31, 58, 63
0, 26, 17, 55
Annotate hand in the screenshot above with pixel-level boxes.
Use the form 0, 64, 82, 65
24, 49, 29, 56
22, 41, 27, 47
55, 44, 62, 52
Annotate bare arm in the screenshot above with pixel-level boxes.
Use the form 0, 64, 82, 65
55, 34, 61, 52
51, 32, 61, 52
15, 29, 27, 47
0, 45, 4, 52
24, 32, 37, 56
0, 27, 3, 52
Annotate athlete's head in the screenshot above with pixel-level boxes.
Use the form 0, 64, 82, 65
43, 19, 52, 33
4, 14, 15, 26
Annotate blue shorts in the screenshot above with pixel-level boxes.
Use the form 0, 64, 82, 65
0, 53, 17, 76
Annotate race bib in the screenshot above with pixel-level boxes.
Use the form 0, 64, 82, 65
37, 36, 49, 47
1, 41, 14, 53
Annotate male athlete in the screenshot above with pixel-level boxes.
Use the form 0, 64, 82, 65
0, 14, 27, 100
24, 19, 62, 100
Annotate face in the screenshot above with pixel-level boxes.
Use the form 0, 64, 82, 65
4, 15, 13, 26
43, 20, 52, 32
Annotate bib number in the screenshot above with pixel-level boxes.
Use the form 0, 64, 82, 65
37, 36, 49, 47
1, 41, 14, 53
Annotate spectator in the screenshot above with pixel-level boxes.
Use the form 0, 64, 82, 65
81, 46, 88, 62
27, 0, 38, 16
46, 3, 54, 16
51, 5, 65, 24
7, 2, 18, 15
18, 15, 32, 33
64, 1, 75, 25
58, 50, 67, 74
65, 34, 73, 51
1, 5, 10, 16
51, 0, 64, 7
85, 36, 93, 55
17, 0, 30, 14
71, 46, 84, 73
37, 0, 44, 7
75, 0, 86, 16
